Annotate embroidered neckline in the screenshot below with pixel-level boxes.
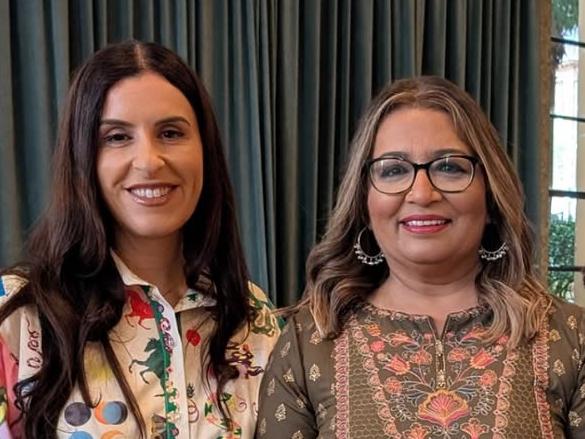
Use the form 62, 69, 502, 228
359, 300, 490, 323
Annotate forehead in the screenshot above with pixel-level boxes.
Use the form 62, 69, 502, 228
372, 107, 472, 159
101, 72, 196, 122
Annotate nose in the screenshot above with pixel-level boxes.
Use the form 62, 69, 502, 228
405, 169, 442, 205
131, 135, 165, 174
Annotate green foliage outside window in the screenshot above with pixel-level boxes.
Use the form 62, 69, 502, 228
552, 0, 578, 65
548, 214, 576, 300
553, 0, 578, 35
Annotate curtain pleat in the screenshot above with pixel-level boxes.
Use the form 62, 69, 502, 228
0, 0, 546, 305
0, 1, 22, 264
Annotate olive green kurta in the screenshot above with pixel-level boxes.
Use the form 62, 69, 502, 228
257, 297, 585, 438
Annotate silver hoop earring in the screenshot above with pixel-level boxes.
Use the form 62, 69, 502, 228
354, 227, 385, 265
478, 242, 508, 261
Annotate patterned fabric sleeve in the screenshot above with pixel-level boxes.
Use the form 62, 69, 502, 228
566, 308, 585, 436
255, 314, 318, 439
0, 336, 20, 439
0, 275, 27, 439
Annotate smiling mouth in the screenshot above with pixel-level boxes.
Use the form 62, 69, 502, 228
401, 219, 450, 227
127, 186, 174, 200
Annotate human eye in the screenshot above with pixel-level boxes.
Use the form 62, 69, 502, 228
432, 157, 471, 176
160, 128, 185, 140
373, 159, 411, 180
102, 131, 131, 146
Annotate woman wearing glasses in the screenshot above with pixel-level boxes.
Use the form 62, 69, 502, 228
256, 76, 584, 438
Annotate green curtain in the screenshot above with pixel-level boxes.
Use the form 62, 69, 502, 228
0, 0, 545, 306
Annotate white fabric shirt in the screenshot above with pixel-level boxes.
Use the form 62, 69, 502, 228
0, 254, 280, 438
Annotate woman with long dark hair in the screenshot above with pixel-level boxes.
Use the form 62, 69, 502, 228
0, 41, 279, 438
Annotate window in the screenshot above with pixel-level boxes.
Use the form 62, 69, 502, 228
549, 0, 583, 302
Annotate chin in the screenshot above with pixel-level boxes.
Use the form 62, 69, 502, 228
396, 250, 453, 265
120, 221, 186, 241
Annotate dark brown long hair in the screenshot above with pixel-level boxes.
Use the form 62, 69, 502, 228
0, 41, 251, 437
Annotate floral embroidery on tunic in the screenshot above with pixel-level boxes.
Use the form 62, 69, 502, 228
349, 307, 513, 438
257, 298, 585, 439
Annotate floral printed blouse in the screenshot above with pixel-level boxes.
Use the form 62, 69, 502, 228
0, 254, 280, 438
257, 298, 585, 438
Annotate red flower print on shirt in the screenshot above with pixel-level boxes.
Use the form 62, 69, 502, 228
186, 328, 201, 347
370, 340, 385, 352
410, 349, 432, 365
418, 390, 470, 429
447, 347, 469, 363
389, 332, 416, 347
469, 349, 495, 369
386, 355, 411, 375
478, 370, 497, 388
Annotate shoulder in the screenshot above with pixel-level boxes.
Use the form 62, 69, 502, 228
247, 281, 273, 306
0, 274, 28, 301
544, 297, 585, 380
282, 306, 319, 338
276, 306, 333, 361
0, 274, 38, 363
547, 296, 585, 335
238, 282, 281, 342
544, 296, 585, 356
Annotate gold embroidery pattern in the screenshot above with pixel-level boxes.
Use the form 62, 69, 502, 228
317, 403, 327, 420
280, 341, 291, 358
334, 330, 350, 439
283, 368, 295, 383
275, 403, 286, 422
553, 359, 566, 376
291, 431, 304, 439
532, 319, 554, 438
549, 329, 561, 342
266, 377, 275, 396
569, 411, 583, 428
310, 330, 322, 345
492, 350, 517, 436
309, 364, 321, 382
572, 348, 580, 364
568, 315, 578, 330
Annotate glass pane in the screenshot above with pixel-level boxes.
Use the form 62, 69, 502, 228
552, 0, 579, 40
549, 117, 585, 191
548, 197, 585, 303
551, 42, 585, 119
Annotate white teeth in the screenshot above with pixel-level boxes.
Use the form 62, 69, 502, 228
130, 186, 172, 199
405, 219, 447, 226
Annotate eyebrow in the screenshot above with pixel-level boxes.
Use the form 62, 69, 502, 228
377, 148, 469, 160
100, 116, 192, 127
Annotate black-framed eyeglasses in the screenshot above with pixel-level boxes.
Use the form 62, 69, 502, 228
366, 154, 479, 194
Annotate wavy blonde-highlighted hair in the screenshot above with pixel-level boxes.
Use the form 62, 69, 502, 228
297, 76, 551, 348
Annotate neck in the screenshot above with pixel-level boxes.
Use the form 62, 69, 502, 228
369, 258, 481, 334
114, 231, 187, 307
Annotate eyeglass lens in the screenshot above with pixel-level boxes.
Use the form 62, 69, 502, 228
369, 156, 475, 194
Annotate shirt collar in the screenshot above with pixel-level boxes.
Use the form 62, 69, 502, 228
110, 250, 217, 311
